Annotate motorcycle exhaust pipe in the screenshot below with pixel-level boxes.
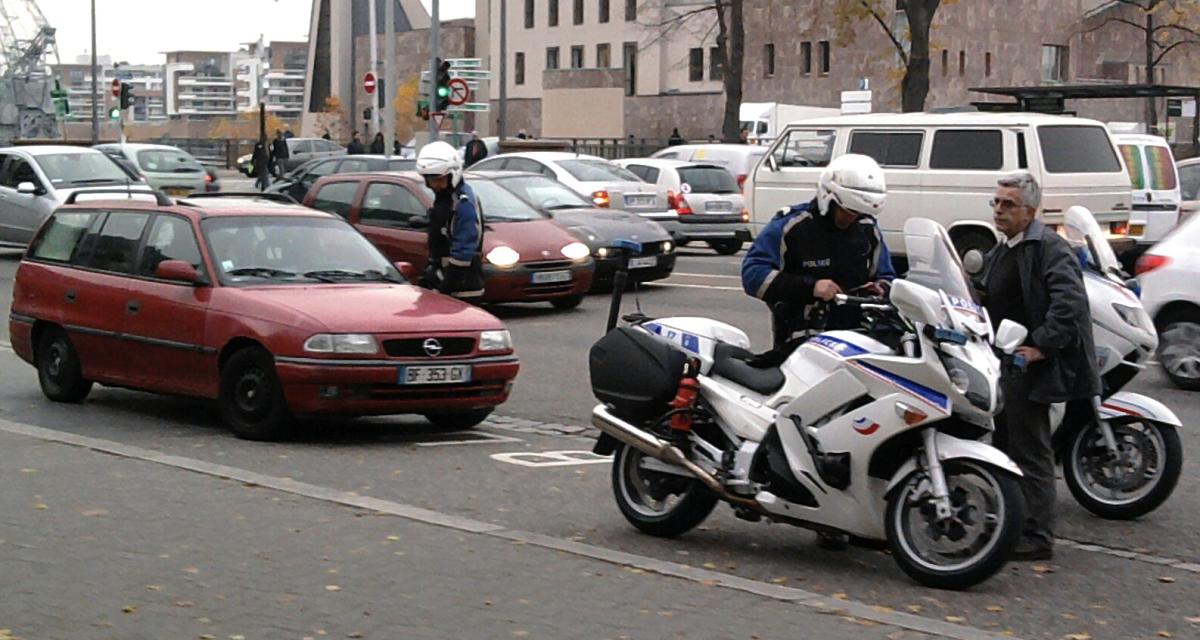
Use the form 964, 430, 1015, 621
591, 404, 761, 509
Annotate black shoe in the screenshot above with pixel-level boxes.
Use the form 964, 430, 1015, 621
1011, 544, 1054, 562
817, 532, 848, 551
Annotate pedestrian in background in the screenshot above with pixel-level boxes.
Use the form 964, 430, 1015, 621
516, 129, 528, 140
738, 127, 750, 144
668, 128, 685, 146
975, 171, 1101, 562
270, 129, 290, 178
463, 131, 488, 167
370, 132, 385, 154
322, 130, 332, 141
347, 132, 365, 155
393, 139, 403, 156
252, 139, 271, 192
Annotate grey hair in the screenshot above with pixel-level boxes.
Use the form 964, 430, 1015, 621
997, 171, 1041, 211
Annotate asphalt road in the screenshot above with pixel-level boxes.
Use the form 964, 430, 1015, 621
2, 246, 1198, 640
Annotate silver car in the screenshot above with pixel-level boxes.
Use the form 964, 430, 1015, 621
96, 143, 208, 196
0, 145, 153, 248
616, 158, 751, 255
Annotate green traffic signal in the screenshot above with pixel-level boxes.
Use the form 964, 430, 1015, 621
109, 107, 121, 120
437, 85, 450, 98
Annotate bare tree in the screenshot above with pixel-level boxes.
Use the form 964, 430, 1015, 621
1080, 0, 1200, 132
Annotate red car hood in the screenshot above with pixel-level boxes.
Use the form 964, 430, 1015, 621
234, 283, 504, 334
484, 219, 579, 261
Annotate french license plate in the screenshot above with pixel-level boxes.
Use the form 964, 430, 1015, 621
705, 201, 733, 212
164, 187, 192, 196
399, 365, 472, 385
624, 195, 656, 207
629, 256, 657, 269
532, 270, 572, 284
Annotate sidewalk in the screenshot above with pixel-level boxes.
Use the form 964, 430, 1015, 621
0, 427, 955, 640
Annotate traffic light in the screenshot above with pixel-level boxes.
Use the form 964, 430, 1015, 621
119, 82, 133, 110
416, 100, 429, 121
108, 106, 121, 120
435, 60, 451, 111
363, 106, 373, 121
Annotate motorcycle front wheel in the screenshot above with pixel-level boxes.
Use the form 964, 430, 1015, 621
1063, 419, 1182, 520
611, 443, 718, 538
887, 460, 1024, 590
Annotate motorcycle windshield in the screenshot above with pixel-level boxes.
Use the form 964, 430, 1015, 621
1063, 206, 1123, 276
902, 217, 988, 330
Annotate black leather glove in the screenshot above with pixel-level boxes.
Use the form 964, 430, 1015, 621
418, 265, 441, 290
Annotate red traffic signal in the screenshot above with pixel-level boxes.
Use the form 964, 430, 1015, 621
111, 78, 120, 98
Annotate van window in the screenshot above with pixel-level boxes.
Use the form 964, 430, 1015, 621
1144, 145, 1177, 190
930, 130, 1003, 170
848, 131, 923, 167
1037, 126, 1123, 173
29, 212, 95, 263
1118, 145, 1147, 190
773, 129, 836, 168
310, 181, 360, 218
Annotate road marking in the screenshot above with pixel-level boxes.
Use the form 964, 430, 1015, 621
644, 282, 744, 292
0, 416, 1016, 640
669, 272, 742, 280
0, 340, 11, 352
415, 431, 523, 447
490, 450, 611, 467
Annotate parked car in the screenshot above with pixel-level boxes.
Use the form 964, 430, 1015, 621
1112, 133, 1181, 270
238, 137, 347, 175
8, 193, 519, 439
268, 155, 416, 203
615, 158, 751, 255
1177, 156, 1200, 224
0, 145, 153, 248
1136, 212, 1200, 390
95, 143, 208, 196
469, 152, 672, 220
304, 171, 595, 309
650, 144, 768, 193
745, 112, 1134, 259
479, 170, 676, 286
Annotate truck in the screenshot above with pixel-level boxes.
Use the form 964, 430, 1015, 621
739, 102, 841, 144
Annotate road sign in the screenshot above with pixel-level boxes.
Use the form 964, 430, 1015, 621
423, 69, 491, 81
448, 78, 470, 106
446, 58, 481, 69
110, 78, 120, 98
431, 111, 447, 129
363, 72, 377, 94
448, 102, 490, 113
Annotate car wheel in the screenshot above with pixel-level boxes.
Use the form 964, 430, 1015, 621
424, 409, 492, 431
551, 294, 584, 310
219, 347, 291, 440
1158, 318, 1200, 391
707, 239, 743, 255
36, 327, 92, 403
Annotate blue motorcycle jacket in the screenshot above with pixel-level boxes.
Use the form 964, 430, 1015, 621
427, 181, 485, 297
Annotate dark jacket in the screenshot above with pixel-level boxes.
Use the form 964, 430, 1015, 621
271, 138, 290, 161
251, 142, 270, 178
977, 219, 1102, 403
347, 140, 365, 155
463, 139, 488, 167
370, 137, 385, 154
427, 182, 486, 298
741, 200, 895, 331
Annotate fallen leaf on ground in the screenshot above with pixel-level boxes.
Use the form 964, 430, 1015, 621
702, 562, 718, 569
770, 577, 788, 584
1032, 564, 1056, 574
986, 605, 1004, 613
324, 585, 341, 592
174, 601, 194, 608
1186, 616, 1200, 624
512, 632, 529, 638
19, 468, 35, 473
79, 509, 108, 517
183, 567, 200, 575
701, 579, 721, 586
1061, 633, 1092, 640
1157, 633, 1172, 638
945, 616, 967, 623
121, 605, 136, 614
231, 635, 246, 640
872, 605, 894, 613
145, 585, 164, 592
906, 604, 924, 613
832, 593, 849, 601
385, 536, 400, 542
624, 567, 645, 575
32, 503, 48, 510
1159, 576, 1177, 583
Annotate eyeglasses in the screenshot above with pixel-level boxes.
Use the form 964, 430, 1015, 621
989, 197, 1022, 210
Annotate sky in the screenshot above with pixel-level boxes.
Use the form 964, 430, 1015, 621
39, 0, 476, 65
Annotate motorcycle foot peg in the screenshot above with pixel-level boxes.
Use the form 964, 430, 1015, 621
734, 506, 763, 523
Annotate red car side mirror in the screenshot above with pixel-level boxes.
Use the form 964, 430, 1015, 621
395, 261, 419, 281
155, 260, 204, 285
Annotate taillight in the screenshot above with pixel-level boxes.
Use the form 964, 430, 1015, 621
667, 190, 693, 215
741, 208, 750, 223
592, 190, 610, 208
737, 174, 748, 191
1111, 221, 1130, 236
204, 173, 213, 183
1135, 253, 1171, 276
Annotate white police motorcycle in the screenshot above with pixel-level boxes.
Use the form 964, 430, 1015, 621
589, 218, 1026, 590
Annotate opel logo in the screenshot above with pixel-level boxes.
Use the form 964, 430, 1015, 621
422, 338, 444, 357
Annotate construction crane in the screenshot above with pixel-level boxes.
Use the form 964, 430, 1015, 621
0, 0, 58, 79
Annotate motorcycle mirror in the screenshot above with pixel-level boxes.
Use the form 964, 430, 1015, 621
995, 319, 1028, 354
962, 249, 984, 275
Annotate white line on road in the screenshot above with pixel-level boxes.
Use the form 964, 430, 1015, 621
490, 450, 612, 467
0, 341, 11, 352
669, 272, 742, 280
415, 431, 523, 447
645, 282, 744, 292
0, 416, 1016, 640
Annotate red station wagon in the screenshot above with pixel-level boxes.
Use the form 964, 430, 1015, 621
304, 172, 595, 309
8, 192, 520, 440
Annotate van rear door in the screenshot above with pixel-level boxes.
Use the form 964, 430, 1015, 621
1118, 139, 1181, 243
748, 128, 837, 231
1033, 124, 1132, 236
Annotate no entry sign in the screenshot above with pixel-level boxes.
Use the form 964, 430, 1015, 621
363, 72, 377, 94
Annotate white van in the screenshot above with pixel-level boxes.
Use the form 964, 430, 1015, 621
651, 144, 767, 191
745, 112, 1133, 258
1112, 133, 1181, 245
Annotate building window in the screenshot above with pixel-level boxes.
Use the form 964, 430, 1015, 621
574, 0, 584, 24
710, 47, 723, 81
801, 42, 812, 75
546, 47, 560, 70
600, 0, 610, 23
571, 45, 585, 69
689, 48, 704, 82
623, 42, 638, 95
625, 0, 636, 21
516, 52, 526, 85
763, 43, 775, 78
941, 49, 949, 76
958, 51, 965, 76
549, 0, 558, 26
1042, 44, 1068, 82
819, 41, 830, 74
597, 43, 611, 68
525, 0, 534, 28
985, 52, 992, 77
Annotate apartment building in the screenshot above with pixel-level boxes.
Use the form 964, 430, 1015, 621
51, 57, 167, 123
264, 41, 309, 118
164, 51, 239, 118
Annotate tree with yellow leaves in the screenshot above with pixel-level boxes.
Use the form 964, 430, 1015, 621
392, 74, 423, 146
207, 109, 287, 141
314, 96, 349, 143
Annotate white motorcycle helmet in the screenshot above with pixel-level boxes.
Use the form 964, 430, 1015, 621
416, 140, 463, 188
816, 153, 887, 218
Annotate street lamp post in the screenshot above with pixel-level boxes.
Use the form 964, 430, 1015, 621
90, 0, 98, 144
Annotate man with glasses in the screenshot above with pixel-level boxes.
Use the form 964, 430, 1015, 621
976, 171, 1101, 562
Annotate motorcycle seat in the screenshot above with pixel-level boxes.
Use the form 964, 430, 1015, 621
711, 342, 786, 395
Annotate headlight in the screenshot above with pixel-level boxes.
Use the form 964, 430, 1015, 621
486, 246, 521, 267
561, 241, 590, 261
304, 334, 379, 354
596, 247, 610, 258
940, 352, 991, 411
663, 240, 674, 253
480, 329, 513, 352
947, 367, 971, 394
